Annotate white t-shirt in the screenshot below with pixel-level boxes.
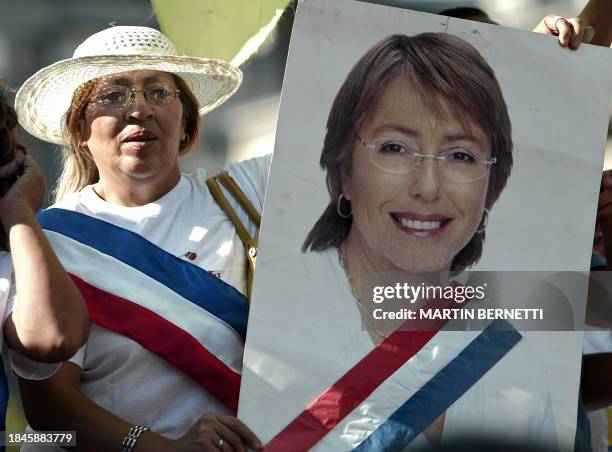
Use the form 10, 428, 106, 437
0, 253, 61, 380
24, 155, 270, 447
241, 248, 562, 450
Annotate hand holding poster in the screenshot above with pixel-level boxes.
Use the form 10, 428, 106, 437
239, 0, 612, 450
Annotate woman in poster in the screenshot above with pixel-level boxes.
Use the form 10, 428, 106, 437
288, 33, 557, 450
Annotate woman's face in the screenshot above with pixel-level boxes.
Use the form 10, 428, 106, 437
343, 75, 491, 273
79, 70, 185, 194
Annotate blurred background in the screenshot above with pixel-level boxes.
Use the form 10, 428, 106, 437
0, 0, 610, 448
0, 0, 610, 197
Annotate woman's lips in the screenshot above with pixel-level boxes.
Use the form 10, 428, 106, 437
122, 130, 158, 143
390, 213, 452, 237
122, 131, 158, 151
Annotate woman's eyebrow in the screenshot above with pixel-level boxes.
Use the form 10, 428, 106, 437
143, 74, 169, 84
99, 75, 170, 86
442, 132, 488, 145
371, 124, 419, 137
100, 76, 130, 86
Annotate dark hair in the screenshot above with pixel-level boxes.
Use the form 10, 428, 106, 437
0, 81, 25, 251
439, 7, 497, 24
302, 33, 513, 271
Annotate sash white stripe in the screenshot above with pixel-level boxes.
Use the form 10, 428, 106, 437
313, 331, 479, 451
45, 230, 243, 374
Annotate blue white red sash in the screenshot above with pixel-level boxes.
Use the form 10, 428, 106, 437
264, 311, 521, 451
38, 208, 249, 411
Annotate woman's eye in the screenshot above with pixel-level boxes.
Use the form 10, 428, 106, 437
148, 87, 170, 101
379, 142, 406, 154
101, 90, 126, 105
447, 149, 475, 163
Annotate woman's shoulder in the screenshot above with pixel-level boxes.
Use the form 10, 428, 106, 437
224, 154, 272, 210
183, 154, 271, 207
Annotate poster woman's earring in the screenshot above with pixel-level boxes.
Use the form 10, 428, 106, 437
337, 193, 352, 218
476, 208, 489, 234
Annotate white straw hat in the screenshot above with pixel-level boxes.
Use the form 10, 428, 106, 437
15, 26, 243, 145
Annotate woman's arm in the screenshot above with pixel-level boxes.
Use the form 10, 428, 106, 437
19, 362, 262, 452
579, 0, 612, 47
0, 154, 89, 362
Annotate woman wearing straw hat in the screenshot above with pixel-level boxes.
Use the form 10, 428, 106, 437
15, 26, 266, 451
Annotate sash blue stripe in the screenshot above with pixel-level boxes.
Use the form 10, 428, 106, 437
353, 319, 521, 452
38, 208, 248, 341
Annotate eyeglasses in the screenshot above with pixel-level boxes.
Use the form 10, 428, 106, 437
89, 83, 180, 108
358, 137, 496, 183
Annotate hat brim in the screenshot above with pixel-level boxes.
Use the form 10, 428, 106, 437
16, 54, 242, 145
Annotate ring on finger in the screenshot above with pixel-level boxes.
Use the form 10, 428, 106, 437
218, 438, 224, 449
550, 15, 565, 33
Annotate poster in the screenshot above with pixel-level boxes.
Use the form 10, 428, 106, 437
239, 0, 612, 450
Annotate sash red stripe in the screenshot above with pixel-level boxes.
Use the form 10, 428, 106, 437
70, 274, 240, 411
264, 298, 459, 451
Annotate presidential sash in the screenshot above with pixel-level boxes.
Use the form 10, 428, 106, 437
38, 208, 249, 411
264, 316, 521, 451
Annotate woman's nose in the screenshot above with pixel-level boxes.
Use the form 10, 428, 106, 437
125, 91, 154, 121
408, 156, 442, 201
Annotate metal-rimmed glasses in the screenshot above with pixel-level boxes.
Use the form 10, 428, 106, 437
358, 137, 496, 183
89, 83, 181, 108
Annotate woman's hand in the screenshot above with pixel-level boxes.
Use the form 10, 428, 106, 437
170, 414, 262, 452
533, 15, 595, 49
0, 152, 46, 224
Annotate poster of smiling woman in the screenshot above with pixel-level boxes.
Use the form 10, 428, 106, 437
239, 0, 612, 450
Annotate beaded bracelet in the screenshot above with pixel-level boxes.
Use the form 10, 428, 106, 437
120, 425, 150, 452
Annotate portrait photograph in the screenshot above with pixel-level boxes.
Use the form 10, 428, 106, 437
239, 0, 612, 450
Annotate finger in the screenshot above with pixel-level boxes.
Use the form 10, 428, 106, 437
204, 434, 224, 452
542, 15, 561, 33
213, 423, 245, 452
0, 157, 25, 178
217, 416, 262, 450
567, 18, 584, 49
554, 18, 572, 46
17, 156, 39, 175
583, 26, 595, 44
206, 433, 234, 452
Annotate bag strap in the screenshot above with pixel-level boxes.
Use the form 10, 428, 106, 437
206, 171, 260, 301
217, 171, 262, 227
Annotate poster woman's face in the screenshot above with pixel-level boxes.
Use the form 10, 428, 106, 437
343, 75, 492, 273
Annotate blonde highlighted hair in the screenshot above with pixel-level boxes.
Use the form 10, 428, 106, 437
54, 74, 201, 202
